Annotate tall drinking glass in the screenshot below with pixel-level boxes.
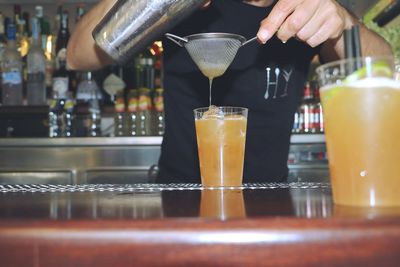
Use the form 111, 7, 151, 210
194, 106, 248, 187
316, 57, 400, 207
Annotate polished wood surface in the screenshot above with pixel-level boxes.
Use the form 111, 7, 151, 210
0, 186, 400, 266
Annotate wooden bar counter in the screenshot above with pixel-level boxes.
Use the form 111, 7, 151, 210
0, 183, 399, 266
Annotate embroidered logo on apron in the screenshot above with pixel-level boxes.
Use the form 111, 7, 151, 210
264, 66, 293, 99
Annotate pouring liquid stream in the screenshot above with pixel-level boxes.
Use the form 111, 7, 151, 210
208, 78, 213, 106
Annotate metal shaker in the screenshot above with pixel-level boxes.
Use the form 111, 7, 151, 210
92, 0, 209, 64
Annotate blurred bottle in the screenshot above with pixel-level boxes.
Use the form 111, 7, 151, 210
88, 88, 102, 137
153, 88, 165, 136
76, 4, 86, 23
76, 71, 102, 102
16, 11, 29, 59
127, 89, 138, 136
0, 13, 7, 66
52, 8, 71, 99
73, 5, 86, 88
137, 88, 152, 136
299, 82, 314, 134
52, 51, 69, 100
292, 109, 301, 133
35, 5, 54, 91
114, 90, 127, 137
76, 71, 102, 137
1, 23, 23, 106
48, 91, 65, 138
63, 92, 75, 137
0, 13, 6, 105
27, 17, 47, 105
103, 64, 126, 103
313, 84, 324, 133
55, 9, 70, 75
13, 4, 21, 26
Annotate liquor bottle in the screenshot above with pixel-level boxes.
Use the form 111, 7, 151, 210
0, 13, 7, 66
52, 54, 69, 100
127, 89, 138, 136
292, 109, 301, 133
35, 6, 55, 92
53, 9, 71, 98
114, 90, 127, 137
76, 4, 86, 23
1, 23, 23, 106
16, 13, 29, 59
13, 4, 21, 24
103, 64, 126, 101
48, 91, 65, 138
153, 88, 165, 136
137, 88, 152, 136
55, 9, 70, 72
27, 17, 47, 105
313, 84, 324, 133
63, 91, 75, 137
76, 71, 102, 102
88, 88, 102, 137
299, 82, 314, 134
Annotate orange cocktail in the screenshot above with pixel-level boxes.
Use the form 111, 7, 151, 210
317, 57, 400, 207
194, 106, 248, 187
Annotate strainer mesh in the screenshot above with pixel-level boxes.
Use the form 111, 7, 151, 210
184, 38, 242, 78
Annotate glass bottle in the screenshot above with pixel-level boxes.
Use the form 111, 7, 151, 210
27, 17, 47, 105
127, 89, 138, 136
137, 88, 152, 136
35, 5, 53, 91
313, 84, 324, 133
48, 91, 65, 138
0, 13, 7, 67
52, 54, 69, 100
55, 9, 70, 72
76, 71, 102, 102
153, 88, 165, 136
1, 23, 23, 106
88, 88, 102, 137
299, 82, 314, 134
114, 90, 127, 137
63, 91, 75, 137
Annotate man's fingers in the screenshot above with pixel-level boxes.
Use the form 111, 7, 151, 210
276, 0, 319, 42
202, 0, 211, 9
305, 19, 341, 47
257, 0, 302, 43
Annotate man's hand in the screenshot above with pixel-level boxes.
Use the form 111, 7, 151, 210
257, 0, 356, 47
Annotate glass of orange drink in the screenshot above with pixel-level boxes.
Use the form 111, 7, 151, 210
316, 57, 400, 207
194, 106, 248, 187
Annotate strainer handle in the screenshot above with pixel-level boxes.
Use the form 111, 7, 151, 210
165, 33, 188, 47
242, 36, 258, 47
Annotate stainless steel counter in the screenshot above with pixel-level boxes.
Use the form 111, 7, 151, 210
0, 135, 328, 184
0, 135, 324, 147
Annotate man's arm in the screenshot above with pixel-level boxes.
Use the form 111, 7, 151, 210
318, 22, 393, 62
67, 0, 117, 71
256, 0, 393, 62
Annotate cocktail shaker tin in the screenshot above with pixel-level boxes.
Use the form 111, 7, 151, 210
92, 0, 209, 64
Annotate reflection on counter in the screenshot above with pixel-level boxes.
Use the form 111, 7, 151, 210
1, 184, 399, 221
290, 187, 333, 218
200, 189, 245, 220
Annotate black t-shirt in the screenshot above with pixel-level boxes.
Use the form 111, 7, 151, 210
157, 0, 319, 183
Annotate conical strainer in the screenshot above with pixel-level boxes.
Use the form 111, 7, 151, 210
166, 33, 256, 78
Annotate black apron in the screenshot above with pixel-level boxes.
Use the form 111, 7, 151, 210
157, 0, 319, 183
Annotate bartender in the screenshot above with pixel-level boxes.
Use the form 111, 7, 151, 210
67, 0, 392, 183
